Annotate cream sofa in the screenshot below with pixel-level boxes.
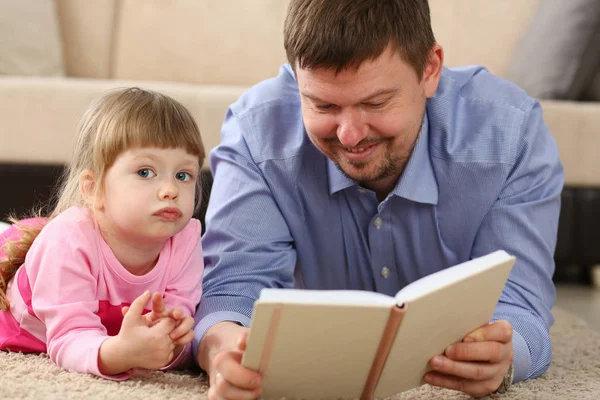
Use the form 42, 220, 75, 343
0, 0, 598, 183
0, 0, 599, 280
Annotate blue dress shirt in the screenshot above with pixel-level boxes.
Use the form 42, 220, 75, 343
194, 64, 564, 384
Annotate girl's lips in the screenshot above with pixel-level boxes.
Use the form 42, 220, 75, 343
153, 208, 182, 221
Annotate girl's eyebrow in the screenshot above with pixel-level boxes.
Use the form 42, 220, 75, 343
131, 152, 199, 169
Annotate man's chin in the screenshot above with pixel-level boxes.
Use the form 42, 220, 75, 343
337, 163, 378, 183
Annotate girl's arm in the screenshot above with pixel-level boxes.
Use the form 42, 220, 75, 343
26, 219, 179, 379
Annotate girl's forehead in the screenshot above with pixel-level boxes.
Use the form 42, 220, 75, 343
115, 147, 200, 164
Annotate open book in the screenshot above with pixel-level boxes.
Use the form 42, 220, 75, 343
241, 250, 516, 400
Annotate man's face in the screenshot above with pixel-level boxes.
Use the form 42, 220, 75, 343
296, 45, 442, 194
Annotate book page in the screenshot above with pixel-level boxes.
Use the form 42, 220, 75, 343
375, 251, 515, 398
394, 250, 513, 306
259, 288, 396, 307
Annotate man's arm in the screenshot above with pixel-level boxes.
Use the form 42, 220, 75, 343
193, 108, 296, 376
426, 99, 562, 396
474, 100, 562, 382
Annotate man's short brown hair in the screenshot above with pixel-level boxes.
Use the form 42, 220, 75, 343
284, 0, 436, 78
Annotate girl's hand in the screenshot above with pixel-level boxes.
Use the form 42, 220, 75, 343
122, 293, 193, 345
121, 292, 185, 326
170, 315, 195, 346
121, 292, 195, 361
99, 291, 178, 375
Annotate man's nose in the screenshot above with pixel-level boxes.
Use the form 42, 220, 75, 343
336, 107, 368, 147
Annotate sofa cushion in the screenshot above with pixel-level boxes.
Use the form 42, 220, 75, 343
54, 0, 117, 79
0, 77, 245, 166
0, 0, 64, 76
540, 99, 600, 187
112, 0, 289, 86
505, 0, 600, 100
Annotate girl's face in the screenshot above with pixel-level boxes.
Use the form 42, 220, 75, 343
96, 147, 199, 245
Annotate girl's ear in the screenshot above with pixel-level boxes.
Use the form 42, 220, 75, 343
79, 170, 102, 209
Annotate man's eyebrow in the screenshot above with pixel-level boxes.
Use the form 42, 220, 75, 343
301, 88, 399, 103
359, 88, 399, 102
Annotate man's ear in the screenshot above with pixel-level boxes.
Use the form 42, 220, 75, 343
79, 170, 101, 209
423, 43, 444, 98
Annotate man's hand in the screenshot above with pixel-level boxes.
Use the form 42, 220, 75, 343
198, 322, 263, 400
424, 320, 514, 397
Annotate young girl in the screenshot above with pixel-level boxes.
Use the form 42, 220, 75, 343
0, 87, 205, 380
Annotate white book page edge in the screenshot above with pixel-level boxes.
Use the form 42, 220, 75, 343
394, 250, 513, 305
258, 288, 395, 307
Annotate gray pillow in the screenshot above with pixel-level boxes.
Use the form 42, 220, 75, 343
505, 0, 600, 100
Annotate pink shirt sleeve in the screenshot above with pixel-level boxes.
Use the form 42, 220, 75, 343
24, 216, 130, 380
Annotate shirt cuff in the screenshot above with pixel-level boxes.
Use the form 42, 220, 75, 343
160, 343, 193, 371
511, 329, 531, 383
192, 311, 252, 366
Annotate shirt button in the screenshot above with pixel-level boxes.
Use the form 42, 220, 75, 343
381, 267, 390, 279
374, 217, 383, 228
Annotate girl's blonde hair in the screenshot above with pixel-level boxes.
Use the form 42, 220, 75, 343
0, 87, 205, 310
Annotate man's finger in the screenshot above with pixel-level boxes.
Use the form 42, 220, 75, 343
210, 371, 263, 400
429, 354, 498, 380
237, 331, 249, 351
445, 341, 511, 363
464, 320, 512, 344
214, 350, 262, 390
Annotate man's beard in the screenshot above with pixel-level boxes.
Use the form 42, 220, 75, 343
335, 128, 421, 185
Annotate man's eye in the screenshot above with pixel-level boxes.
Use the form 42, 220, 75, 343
316, 104, 333, 110
366, 102, 385, 108
176, 172, 192, 182
137, 168, 155, 178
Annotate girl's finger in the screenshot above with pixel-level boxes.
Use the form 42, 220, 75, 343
170, 316, 194, 340
173, 330, 195, 346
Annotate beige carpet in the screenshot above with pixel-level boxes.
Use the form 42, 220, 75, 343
1, 307, 599, 399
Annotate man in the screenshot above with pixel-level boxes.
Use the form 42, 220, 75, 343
194, 0, 563, 398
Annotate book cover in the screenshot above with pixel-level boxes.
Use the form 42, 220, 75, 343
242, 250, 516, 399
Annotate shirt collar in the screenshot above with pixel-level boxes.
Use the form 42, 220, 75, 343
327, 112, 439, 205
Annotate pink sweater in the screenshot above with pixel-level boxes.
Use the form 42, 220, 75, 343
0, 207, 204, 379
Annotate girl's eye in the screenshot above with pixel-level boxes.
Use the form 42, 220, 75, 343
176, 172, 192, 182
137, 168, 155, 178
